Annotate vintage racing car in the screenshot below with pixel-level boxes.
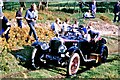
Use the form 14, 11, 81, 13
31, 27, 108, 76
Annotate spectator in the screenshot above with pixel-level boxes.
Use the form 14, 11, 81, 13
118, 11, 120, 22
92, 0, 96, 13
83, 10, 95, 19
0, 13, 11, 42
16, 7, 23, 28
78, 1, 84, 13
0, 0, 3, 14
113, 1, 120, 22
89, 0, 96, 17
25, 3, 38, 42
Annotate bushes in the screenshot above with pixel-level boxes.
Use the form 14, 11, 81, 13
0, 26, 55, 51
49, 2, 115, 13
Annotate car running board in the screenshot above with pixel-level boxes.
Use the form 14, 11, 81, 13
84, 59, 96, 62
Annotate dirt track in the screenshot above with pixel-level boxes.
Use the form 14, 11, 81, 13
87, 21, 119, 36
10, 18, 119, 36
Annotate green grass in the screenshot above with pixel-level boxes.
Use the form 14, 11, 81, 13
0, 35, 119, 78
0, 50, 119, 78
77, 54, 120, 78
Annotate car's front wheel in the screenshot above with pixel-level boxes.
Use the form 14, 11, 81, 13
67, 53, 80, 76
31, 48, 42, 69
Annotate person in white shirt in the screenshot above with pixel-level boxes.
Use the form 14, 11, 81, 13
62, 18, 71, 35
51, 18, 62, 36
72, 20, 79, 28
84, 10, 95, 19
54, 18, 62, 35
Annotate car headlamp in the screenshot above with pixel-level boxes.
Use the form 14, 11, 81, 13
41, 42, 49, 50
58, 44, 67, 53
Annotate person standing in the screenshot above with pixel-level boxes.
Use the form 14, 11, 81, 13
25, 3, 38, 42
0, 13, 11, 42
16, 7, 23, 28
113, 1, 120, 22
89, 0, 96, 17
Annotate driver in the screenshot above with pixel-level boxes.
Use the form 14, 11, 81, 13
87, 22, 100, 43
79, 23, 100, 43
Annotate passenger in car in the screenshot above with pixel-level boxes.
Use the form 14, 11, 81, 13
62, 18, 71, 35
51, 18, 62, 36
72, 20, 79, 28
86, 22, 100, 42
79, 22, 100, 43
79, 25, 91, 42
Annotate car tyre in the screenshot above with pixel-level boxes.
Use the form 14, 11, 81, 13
101, 46, 108, 63
31, 49, 43, 69
67, 53, 80, 76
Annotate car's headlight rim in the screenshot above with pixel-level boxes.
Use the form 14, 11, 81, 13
58, 44, 67, 53
41, 42, 49, 50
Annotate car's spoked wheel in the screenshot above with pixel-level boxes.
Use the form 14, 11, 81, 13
67, 53, 80, 76
101, 46, 108, 63
31, 48, 42, 69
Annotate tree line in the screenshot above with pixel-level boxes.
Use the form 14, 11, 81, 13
3, 2, 116, 13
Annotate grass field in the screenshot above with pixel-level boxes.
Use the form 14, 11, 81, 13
0, 51, 119, 78
0, 7, 120, 78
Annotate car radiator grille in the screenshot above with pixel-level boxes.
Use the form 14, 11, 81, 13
50, 40, 61, 50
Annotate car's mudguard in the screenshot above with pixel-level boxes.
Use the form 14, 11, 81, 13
67, 46, 86, 62
67, 46, 82, 56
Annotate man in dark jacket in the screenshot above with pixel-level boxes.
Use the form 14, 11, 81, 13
113, 1, 120, 22
16, 7, 23, 28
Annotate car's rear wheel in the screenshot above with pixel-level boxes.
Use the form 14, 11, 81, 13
67, 53, 80, 76
101, 46, 108, 63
